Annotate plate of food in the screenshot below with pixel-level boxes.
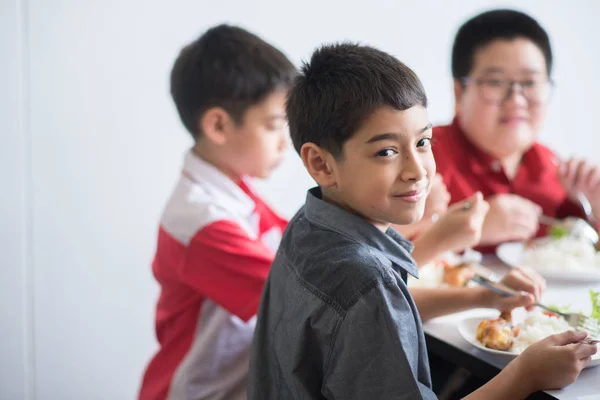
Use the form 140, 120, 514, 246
496, 235, 600, 282
458, 307, 600, 368
408, 252, 485, 288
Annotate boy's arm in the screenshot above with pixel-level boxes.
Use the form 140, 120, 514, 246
463, 362, 533, 400
409, 231, 448, 266
179, 219, 276, 322
464, 330, 596, 399
322, 282, 437, 399
409, 287, 490, 321
410, 266, 542, 321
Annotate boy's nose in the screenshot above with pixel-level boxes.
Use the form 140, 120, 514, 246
401, 154, 427, 182
503, 83, 528, 107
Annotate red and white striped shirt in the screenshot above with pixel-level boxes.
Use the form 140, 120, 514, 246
138, 151, 287, 400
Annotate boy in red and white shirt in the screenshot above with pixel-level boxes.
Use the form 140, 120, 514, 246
138, 25, 296, 400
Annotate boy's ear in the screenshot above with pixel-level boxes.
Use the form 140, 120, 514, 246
300, 143, 338, 187
453, 79, 464, 115
198, 107, 234, 145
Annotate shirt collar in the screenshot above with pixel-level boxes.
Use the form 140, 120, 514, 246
304, 187, 419, 278
182, 150, 256, 217
451, 116, 553, 179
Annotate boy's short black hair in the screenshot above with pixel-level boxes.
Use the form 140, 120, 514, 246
287, 43, 427, 158
452, 9, 553, 79
170, 24, 296, 138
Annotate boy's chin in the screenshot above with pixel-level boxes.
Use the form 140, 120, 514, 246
390, 211, 424, 226
250, 169, 274, 180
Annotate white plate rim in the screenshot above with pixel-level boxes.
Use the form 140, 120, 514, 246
457, 314, 519, 358
457, 315, 600, 368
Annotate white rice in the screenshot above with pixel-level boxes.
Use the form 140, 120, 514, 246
510, 310, 572, 354
523, 237, 600, 272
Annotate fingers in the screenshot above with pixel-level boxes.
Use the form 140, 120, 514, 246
425, 174, 450, 216
466, 192, 490, 216
518, 197, 543, 217
573, 342, 598, 360
583, 166, 600, 194
471, 191, 483, 202
559, 158, 579, 190
547, 330, 588, 346
462, 193, 489, 239
448, 192, 486, 215
515, 219, 539, 240
515, 266, 547, 294
429, 174, 446, 196
441, 183, 451, 205
496, 291, 535, 311
501, 268, 544, 302
504, 217, 539, 241
508, 199, 541, 239
495, 193, 540, 228
572, 160, 595, 192
560, 158, 600, 194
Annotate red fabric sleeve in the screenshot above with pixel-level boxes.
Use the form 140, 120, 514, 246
179, 219, 275, 322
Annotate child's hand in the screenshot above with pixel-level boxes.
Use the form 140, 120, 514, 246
422, 174, 451, 223
427, 192, 489, 253
559, 157, 600, 220
484, 267, 546, 312
511, 330, 597, 392
480, 194, 542, 245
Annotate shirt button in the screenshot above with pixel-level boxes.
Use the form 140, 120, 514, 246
490, 161, 502, 172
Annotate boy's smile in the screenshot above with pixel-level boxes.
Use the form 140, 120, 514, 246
309, 105, 435, 231
392, 188, 428, 203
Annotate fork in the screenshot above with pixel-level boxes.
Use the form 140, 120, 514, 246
550, 155, 598, 226
575, 192, 595, 225
574, 192, 600, 250
470, 274, 600, 338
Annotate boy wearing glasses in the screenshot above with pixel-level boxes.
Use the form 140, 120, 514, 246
433, 9, 600, 252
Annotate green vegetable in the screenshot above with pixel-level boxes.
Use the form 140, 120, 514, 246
548, 303, 571, 313
590, 290, 600, 324
549, 225, 569, 240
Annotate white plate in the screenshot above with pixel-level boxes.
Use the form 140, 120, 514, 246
496, 240, 600, 282
458, 315, 600, 368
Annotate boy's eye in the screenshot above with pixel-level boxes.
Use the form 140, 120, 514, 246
521, 80, 536, 88
484, 79, 504, 87
267, 123, 285, 131
417, 138, 432, 148
376, 148, 398, 157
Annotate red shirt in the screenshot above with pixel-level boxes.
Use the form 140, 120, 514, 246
138, 152, 287, 400
432, 117, 584, 253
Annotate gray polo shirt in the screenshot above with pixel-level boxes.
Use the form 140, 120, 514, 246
248, 188, 436, 399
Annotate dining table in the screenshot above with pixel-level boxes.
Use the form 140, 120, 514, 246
423, 255, 600, 400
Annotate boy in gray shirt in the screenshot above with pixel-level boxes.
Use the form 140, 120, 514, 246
248, 43, 597, 399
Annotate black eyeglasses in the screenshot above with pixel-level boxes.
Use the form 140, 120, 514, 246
460, 77, 554, 104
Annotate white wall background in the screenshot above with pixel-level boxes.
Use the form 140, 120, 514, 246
1, 0, 599, 398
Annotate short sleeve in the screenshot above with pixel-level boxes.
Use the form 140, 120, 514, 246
179, 219, 275, 321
